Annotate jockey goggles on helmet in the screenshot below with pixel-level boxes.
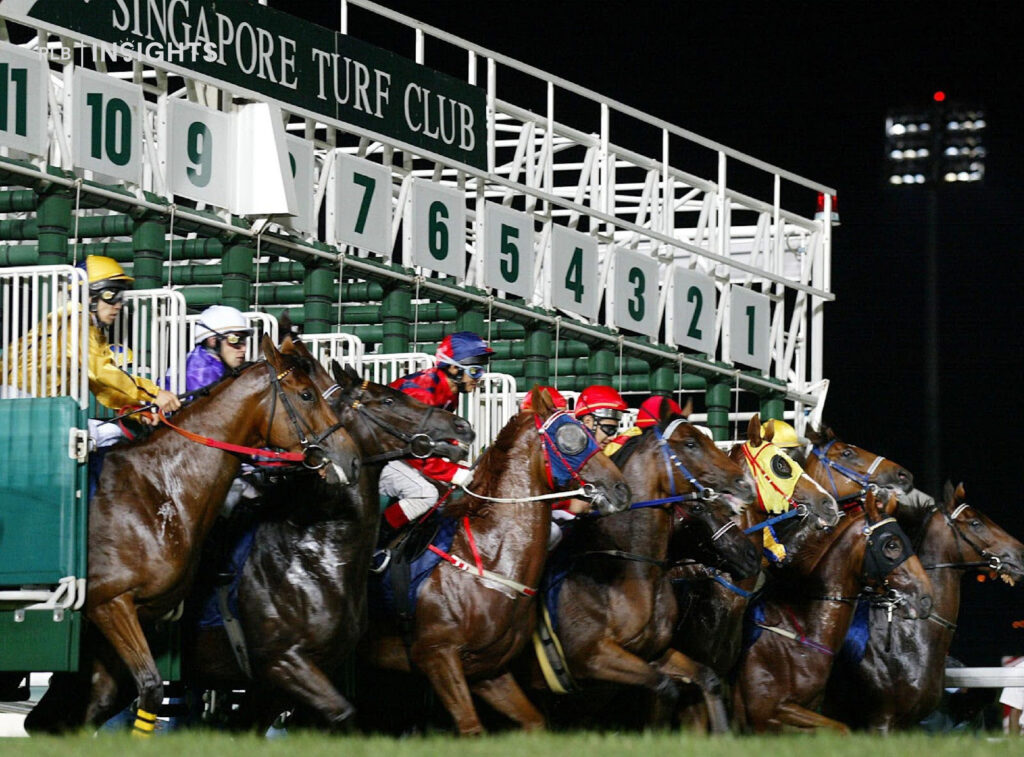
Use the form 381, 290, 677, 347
95, 287, 126, 305
449, 357, 488, 380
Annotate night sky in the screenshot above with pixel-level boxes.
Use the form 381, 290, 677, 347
277, 1, 1023, 663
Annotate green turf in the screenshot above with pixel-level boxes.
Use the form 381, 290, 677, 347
0, 731, 1020, 757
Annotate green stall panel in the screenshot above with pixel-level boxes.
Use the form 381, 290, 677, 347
0, 397, 88, 585
0, 610, 82, 671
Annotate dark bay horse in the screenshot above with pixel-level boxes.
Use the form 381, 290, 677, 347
732, 489, 933, 733
525, 409, 760, 733
181, 360, 475, 730
823, 481, 1024, 732
362, 388, 631, 735
27, 336, 359, 734
669, 417, 841, 684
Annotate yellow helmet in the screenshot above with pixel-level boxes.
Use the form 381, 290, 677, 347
84, 255, 133, 289
761, 419, 802, 448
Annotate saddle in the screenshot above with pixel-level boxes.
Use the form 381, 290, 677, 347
387, 512, 444, 640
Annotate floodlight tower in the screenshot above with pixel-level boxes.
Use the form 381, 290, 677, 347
884, 93, 986, 496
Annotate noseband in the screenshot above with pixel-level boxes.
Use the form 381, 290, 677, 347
341, 378, 450, 464
811, 439, 887, 503
920, 503, 1004, 572
264, 363, 347, 470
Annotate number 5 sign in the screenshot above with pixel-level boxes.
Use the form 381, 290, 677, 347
481, 202, 534, 299
729, 285, 771, 371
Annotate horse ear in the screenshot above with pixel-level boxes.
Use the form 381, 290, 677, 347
331, 359, 355, 388
533, 386, 556, 417
863, 487, 879, 520
954, 481, 966, 502
278, 333, 296, 354
824, 425, 836, 441
942, 480, 955, 505
805, 424, 824, 445
748, 414, 762, 446
763, 419, 776, 444
262, 334, 283, 369
658, 397, 673, 425
883, 490, 899, 516
680, 397, 694, 419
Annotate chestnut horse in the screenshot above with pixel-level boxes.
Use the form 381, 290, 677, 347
27, 336, 359, 734
362, 388, 631, 735
669, 417, 841, 683
526, 408, 760, 733
823, 481, 1024, 732
177, 359, 476, 731
732, 489, 933, 733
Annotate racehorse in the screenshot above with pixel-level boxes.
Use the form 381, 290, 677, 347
179, 359, 476, 731
669, 417, 841, 684
525, 407, 760, 733
26, 336, 359, 734
798, 425, 915, 508
732, 489, 933, 733
823, 481, 1024, 732
362, 387, 631, 735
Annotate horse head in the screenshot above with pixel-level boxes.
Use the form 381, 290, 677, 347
859, 488, 933, 620
262, 335, 360, 487
740, 415, 840, 531
525, 385, 631, 515
328, 360, 475, 463
804, 425, 914, 503
934, 481, 1024, 587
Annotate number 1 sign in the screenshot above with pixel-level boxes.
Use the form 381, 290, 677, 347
729, 285, 770, 371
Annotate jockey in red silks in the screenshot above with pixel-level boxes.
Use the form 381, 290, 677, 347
377, 331, 493, 541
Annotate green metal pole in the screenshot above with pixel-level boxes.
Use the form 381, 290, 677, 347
131, 219, 165, 290
455, 308, 486, 338
706, 380, 732, 442
381, 285, 412, 353
0, 189, 38, 213
523, 326, 552, 390
588, 347, 615, 387
649, 363, 675, 398
220, 243, 253, 310
303, 261, 334, 335
759, 394, 785, 423
35, 190, 71, 265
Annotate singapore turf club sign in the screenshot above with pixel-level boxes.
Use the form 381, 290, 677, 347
0, 0, 486, 169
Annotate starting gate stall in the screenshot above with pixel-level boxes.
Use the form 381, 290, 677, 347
0, 0, 838, 703
0, 265, 88, 672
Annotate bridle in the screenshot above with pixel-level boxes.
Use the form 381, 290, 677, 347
810, 439, 887, 504
339, 378, 454, 465
919, 502, 1003, 573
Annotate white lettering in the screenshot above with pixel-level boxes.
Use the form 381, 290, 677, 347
215, 12, 234, 66
404, 83, 422, 132
279, 37, 297, 90
255, 27, 277, 83
167, 0, 189, 46
144, 0, 167, 42
112, 0, 131, 32
420, 88, 438, 139
352, 60, 372, 113
310, 48, 333, 101
374, 70, 391, 118
458, 103, 475, 152
234, 22, 258, 76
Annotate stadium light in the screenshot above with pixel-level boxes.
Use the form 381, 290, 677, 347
884, 97, 986, 186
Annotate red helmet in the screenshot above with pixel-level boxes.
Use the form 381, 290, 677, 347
520, 385, 568, 412
574, 385, 627, 421
636, 396, 684, 428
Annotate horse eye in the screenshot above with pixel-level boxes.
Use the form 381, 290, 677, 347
840, 448, 853, 458
685, 439, 698, 449
770, 455, 792, 478
300, 390, 314, 402
883, 538, 902, 558
970, 519, 982, 530
383, 397, 394, 406
555, 423, 588, 456
691, 503, 705, 514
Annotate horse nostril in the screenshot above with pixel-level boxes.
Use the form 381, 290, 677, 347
614, 482, 631, 504
920, 594, 933, 617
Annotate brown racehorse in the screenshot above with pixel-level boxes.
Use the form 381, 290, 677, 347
670, 417, 841, 684
823, 481, 1024, 732
526, 407, 759, 733
180, 360, 477, 731
362, 387, 631, 735
732, 489, 933, 733
27, 336, 359, 734
798, 425, 915, 508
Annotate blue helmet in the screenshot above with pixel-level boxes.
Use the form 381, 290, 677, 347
435, 331, 493, 366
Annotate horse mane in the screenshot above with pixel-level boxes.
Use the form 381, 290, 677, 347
609, 426, 652, 469
442, 410, 533, 519
786, 509, 860, 575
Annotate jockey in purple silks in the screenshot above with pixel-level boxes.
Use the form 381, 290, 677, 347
184, 305, 253, 391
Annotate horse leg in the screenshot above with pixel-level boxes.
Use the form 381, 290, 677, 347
88, 594, 164, 736
571, 638, 681, 723
261, 650, 355, 730
772, 702, 851, 735
413, 645, 484, 735
24, 672, 91, 734
653, 648, 728, 734
470, 671, 545, 731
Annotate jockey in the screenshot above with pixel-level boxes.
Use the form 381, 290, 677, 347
603, 394, 686, 456
573, 384, 627, 451
185, 305, 253, 391
377, 331, 491, 541
3, 255, 180, 436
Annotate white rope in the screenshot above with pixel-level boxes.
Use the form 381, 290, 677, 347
553, 316, 561, 388
618, 336, 624, 392
486, 295, 493, 344
413, 272, 421, 350
438, 552, 536, 597
253, 228, 262, 309
71, 178, 82, 265
336, 253, 345, 331
732, 371, 741, 440
460, 483, 590, 504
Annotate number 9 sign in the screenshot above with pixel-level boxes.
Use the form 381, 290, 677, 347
165, 99, 231, 208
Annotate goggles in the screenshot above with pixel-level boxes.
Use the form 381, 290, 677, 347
596, 421, 620, 437
96, 288, 126, 305
451, 361, 487, 380
220, 332, 250, 346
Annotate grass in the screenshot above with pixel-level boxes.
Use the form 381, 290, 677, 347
0, 731, 1020, 757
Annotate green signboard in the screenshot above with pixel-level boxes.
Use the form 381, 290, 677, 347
0, 0, 487, 169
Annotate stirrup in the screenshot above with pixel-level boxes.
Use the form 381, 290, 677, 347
369, 549, 391, 574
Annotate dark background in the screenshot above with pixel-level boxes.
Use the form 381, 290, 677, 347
277, 0, 1023, 663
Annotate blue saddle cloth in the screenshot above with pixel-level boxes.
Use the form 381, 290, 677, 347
197, 527, 257, 630
837, 598, 871, 666
538, 539, 574, 635
741, 597, 767, 650
367, 515, 459, 621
